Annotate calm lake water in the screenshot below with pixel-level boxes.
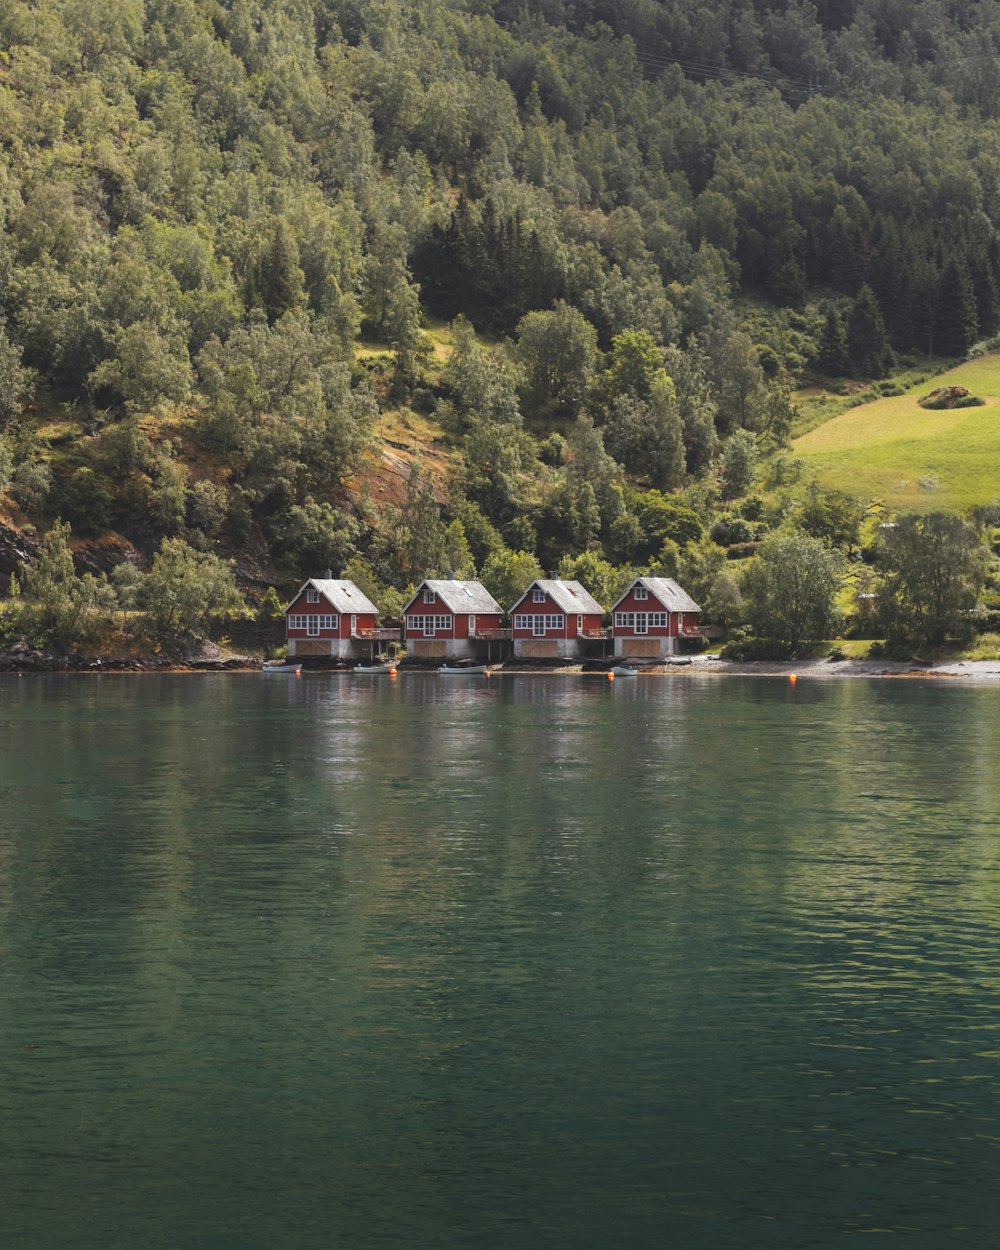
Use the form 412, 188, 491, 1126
1, 673, 998, 1249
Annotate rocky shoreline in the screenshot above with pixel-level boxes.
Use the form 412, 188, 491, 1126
4, 649, 1000, 679
0, 646, 262, 673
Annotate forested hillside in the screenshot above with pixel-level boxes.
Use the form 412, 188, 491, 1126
3, 0, 1000, 648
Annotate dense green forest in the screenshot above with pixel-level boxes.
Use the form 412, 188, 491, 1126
3, 0, 1000, 652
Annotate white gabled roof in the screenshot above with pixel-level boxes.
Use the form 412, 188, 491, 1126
403, 579, 503, 616
285, 578, 378, 616
510, 579, 605, 616
611, 576, 700, 614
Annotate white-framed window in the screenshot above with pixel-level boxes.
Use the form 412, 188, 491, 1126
577, 615, 583, 632
307, 588, 320, 603
635, 586, 648, 601
614, 611, 667, 633
532, 588, 545, 602
423, 589, 436, 604
318, 615, 337, 630
307, 616, 320, 636
516, 613, 564, 634
288, 614, 308, 630
408, 614, 453, 634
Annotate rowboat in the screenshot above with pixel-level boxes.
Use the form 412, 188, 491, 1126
439, 664, 489, 674
263, 661, 301, 673
610, 665, 638, 676
353, 663, 396, 674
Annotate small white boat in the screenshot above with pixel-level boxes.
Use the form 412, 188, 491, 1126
263, 661, 301, 674
439, 664, 489, 674
353, 663, 396, 674
610, 665, 638, 676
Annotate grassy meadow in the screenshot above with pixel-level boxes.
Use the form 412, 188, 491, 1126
792, 354, 1000, 511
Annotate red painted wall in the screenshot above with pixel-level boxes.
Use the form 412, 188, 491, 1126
285, 590, 376, 639
613, 588, 700, 637
403, 610, 503, 638
510, 590, 605, 639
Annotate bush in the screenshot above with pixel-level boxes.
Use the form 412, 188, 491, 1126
725, 541, 760, 560
720, 635, 792, 660
710, 513, 757, 546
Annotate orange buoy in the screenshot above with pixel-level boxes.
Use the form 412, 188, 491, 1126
608, 671, 615, 681
789, 673, 797, 684
389, 668, 397, 676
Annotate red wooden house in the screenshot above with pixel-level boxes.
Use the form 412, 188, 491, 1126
611, 577, 701, 659
510, 579, 605, 659
402, 579, 504, 660
284, 578, 385, 659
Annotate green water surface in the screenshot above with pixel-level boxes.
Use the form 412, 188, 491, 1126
1, 674, 998, 1249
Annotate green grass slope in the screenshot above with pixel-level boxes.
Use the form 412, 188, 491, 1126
792, 355, 1000, 512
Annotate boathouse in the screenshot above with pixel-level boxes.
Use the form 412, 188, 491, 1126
510, 579, 605, 660
402, 579, 504, 660
610, 576, 701, 659
284, 577, 388, 660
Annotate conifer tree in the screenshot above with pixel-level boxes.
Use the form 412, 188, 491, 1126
847, 285, 892, 377
816, 306, 848, 376
935, 259, 978, 357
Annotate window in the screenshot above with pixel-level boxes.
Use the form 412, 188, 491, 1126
533, 617, 545, 636
307, 588, 319, 603
649, 613, 667, 628
407, 615, 452, 635
307, 616, 320, 636
635, 586, 647, 601
318, 615, 337, 631
532, 588, 545, 603
423, 589, 436, 604
288, 614, 308, 630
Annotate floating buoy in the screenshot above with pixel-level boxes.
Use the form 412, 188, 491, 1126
789, 673, 797, 684
608, 671, 615, 681
389, 668, 397, 676
485, 670, 491, 678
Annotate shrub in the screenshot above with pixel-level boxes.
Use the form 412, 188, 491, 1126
720, 635, 792, 660
725, 541, 760, 560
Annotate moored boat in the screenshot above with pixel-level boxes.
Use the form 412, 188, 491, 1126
353, 663, 396, 674
610, 665, 638, 676
263, 661, 301, 673
439, 663, 489, 674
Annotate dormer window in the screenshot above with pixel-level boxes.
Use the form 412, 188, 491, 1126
532, 588, 545, 603
635, 586, 648, 601
307, 588, 320, 603
423, 589, 436, 604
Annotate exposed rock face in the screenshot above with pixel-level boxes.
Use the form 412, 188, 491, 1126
0, 522, 38, 592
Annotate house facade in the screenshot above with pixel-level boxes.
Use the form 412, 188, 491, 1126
284, 578, 381, 659
611, 577, 701, 659
402, 580, 504, 660
510, 579, 605, 659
